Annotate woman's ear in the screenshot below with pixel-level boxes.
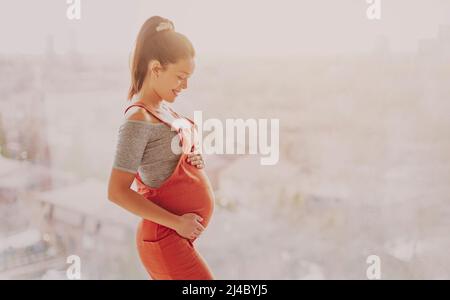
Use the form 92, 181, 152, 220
148, 60, 162, 78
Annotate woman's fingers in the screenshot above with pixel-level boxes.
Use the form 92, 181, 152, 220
187, 154, 201, 162
190, 158, 201, 165
187, 154, 205, 168
187, 152, 198, 158
192, 160, 204, 168
191, 226, 205, 239
196, 222, 205, 230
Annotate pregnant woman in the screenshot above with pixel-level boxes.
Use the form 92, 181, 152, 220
107, 16, 215, 280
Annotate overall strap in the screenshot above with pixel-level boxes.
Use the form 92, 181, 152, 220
124, 103, 169, 127
124, 102, 185, 145
163, 104, 196, 126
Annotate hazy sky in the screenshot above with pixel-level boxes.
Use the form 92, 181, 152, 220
0, 0, 449, 56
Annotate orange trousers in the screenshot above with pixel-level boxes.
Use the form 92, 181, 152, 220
136, 221, 214, 280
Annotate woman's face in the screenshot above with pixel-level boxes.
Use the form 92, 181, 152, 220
153, 57, 195, 102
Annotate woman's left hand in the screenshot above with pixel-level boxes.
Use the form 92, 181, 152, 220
186, 151, 205, 169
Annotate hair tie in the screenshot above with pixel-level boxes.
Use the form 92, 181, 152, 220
156, 22, 174, 32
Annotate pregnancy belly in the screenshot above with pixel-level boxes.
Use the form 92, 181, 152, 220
151, 174, 215, 227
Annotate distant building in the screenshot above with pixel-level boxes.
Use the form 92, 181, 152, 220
0, 156, 80, 279
417, 24, 450, 64
34, 178, 137, 250
1, 178, 140, 279
438, 24, 450, 43
0, 156, 68, 235
0, 228, 66, 279
437, 25, 450, 58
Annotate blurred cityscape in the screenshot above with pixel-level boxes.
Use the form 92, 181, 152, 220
0, 25, 450, 279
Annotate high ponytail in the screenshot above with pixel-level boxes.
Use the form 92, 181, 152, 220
127, 16, 195, 101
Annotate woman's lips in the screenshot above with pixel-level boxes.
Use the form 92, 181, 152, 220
172, 90, 180, 96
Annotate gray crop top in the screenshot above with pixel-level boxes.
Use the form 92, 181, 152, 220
112, 119, 182, 188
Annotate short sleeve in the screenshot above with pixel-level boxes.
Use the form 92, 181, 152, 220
112, 120, 153, 174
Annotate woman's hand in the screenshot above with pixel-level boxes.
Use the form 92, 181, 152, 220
186, 151, 205, 169
174, 213, 205, 240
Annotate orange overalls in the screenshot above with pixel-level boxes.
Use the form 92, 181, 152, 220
124, 101, 215, 280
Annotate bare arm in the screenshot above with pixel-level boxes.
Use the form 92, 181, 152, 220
107, 168, 182, 229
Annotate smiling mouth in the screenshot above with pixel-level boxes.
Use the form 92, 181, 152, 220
172, 90, 181, 96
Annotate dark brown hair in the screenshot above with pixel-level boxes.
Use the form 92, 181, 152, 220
128, 16, 195, 101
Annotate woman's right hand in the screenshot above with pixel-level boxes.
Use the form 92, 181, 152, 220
174, 213, 205, 239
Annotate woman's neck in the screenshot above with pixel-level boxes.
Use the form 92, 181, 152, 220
138, 84, 164, 110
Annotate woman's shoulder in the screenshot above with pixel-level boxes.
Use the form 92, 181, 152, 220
124, 106, 162, 125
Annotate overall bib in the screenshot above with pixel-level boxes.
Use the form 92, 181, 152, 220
124, 101, 215, 280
